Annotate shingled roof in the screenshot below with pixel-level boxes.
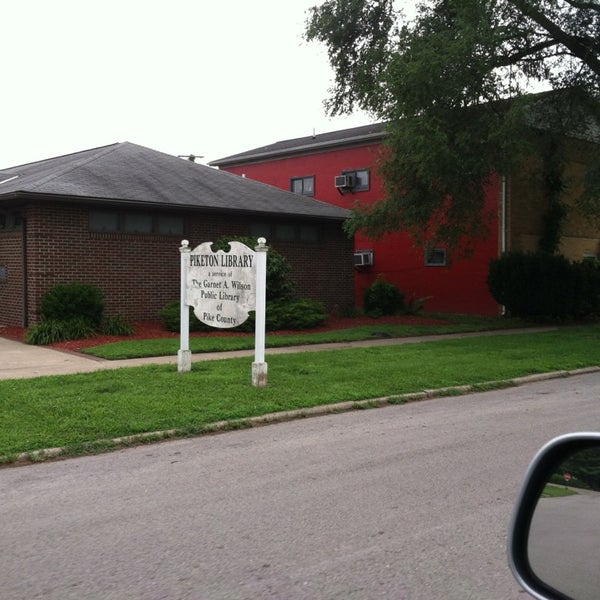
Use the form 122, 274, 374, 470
209, 123, 388, 167
210, 90, 600, 170
0, 142, 349, 221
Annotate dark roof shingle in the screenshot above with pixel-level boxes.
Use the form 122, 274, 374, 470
0, 142, 349, 221
209, 123, 388, 166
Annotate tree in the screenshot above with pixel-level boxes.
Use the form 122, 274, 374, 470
305, 0, 600, 250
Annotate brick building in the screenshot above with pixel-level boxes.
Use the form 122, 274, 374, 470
0, 143, 353, 327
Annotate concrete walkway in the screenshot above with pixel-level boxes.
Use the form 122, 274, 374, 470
0, 327, 556, 380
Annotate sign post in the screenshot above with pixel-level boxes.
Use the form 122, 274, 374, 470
179, 238, 268, 386
252, 238, 268, 387
178, 240, 192, 373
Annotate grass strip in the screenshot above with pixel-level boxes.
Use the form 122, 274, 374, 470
1, 325, 598, 460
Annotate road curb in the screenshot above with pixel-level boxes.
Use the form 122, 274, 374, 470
7, 365, 599, 467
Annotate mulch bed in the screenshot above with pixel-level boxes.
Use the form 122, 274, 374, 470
0, 314, 450, 353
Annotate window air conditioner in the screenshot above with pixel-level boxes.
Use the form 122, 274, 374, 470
335, 174, 354, 189
354, 250, 374, 267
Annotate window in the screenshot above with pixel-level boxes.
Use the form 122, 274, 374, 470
274, 224, 295, 242
124, 213, 152, 233
89, 209, 184, 236
250, 223, 271, 239
158, 215, 185, 235
299, 225, 318, 242
0, 211, 24, 231
89, 210, 119, 232
425, 247, 447, 266
291, 176, 315, 196
250, 222, 319, 243
342, 169, 370, 191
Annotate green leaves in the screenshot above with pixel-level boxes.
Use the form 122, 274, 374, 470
305, 0, 397, 115
306, 0, 600, 248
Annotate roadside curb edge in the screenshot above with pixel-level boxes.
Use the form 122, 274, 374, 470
5, 366, 598, 468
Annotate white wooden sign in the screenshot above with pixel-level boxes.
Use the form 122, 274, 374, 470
178, 238, 268, 387
187, 241, 256, 328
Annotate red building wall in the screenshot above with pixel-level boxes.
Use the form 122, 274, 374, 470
222, 143, 501, 315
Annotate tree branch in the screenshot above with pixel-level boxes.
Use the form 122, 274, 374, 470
495, 38, 559, 66
508, 0, 600, 76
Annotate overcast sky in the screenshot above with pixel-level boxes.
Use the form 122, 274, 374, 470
1, 0, 378, 170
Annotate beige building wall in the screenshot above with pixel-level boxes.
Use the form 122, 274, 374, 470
507, 136, 600, 260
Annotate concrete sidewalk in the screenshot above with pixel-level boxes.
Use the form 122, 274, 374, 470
0, 327, 556, 380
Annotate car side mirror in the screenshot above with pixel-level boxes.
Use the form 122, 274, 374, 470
508, 432, 600, 600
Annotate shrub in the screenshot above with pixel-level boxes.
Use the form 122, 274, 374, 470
226, 299, 327, 331
161, 298, 328, 333
363, 276, 405, 317
571, 259, 600, 317
26, 318, 97, 345
265, 299, 327, 330
40, 282, 104, 327
488, 252, 600, 319
101, 315, 134, 336
159, 302, 209, 332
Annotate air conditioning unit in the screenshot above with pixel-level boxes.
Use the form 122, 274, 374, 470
354, 250, 374, 267
335, 174, 355, 189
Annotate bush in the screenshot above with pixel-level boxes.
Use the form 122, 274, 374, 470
101, 315, 134, 336
488, 252, 600, 319
159, 302, 209, 332
363, 276, 405, 317
26, 318, 97, 345
40, 282, 104, 327
161, 297, 328, 333
265, 299, 327, 330
223, 298, 327, 331
571, 259, 600, 317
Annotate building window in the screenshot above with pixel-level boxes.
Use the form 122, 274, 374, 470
250, 222, 319, 243
425, 247, 447, 266
89, 210, 119, 232
158, 215, 185, 235
275, 224, 295, 242
124, 213, 153, 233
342, 169, 370, 191
299, 225, 318, 242
250, 223, 271, 239
89, 209, 184, 236
0, 211, 24, 231
291, 176, 315, 196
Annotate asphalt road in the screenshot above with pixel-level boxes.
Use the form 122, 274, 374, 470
1, 372, 599, 600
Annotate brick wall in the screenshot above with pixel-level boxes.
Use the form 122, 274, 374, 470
18, 202, 353, 326
0, 229, 24, 326
270, 227, 355, 310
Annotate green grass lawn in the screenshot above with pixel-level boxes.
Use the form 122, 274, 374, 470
1, 324, 598, 462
